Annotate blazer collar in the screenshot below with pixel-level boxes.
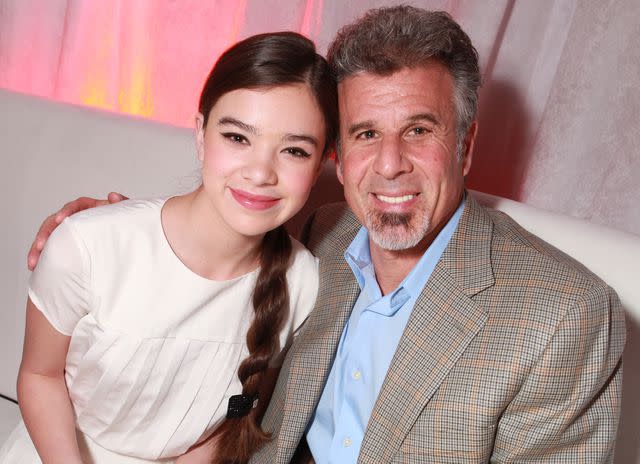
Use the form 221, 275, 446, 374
439, 194, 496, 296
275, 228, 361, 460
276, 195, 496, 462
358, 194, 496, 462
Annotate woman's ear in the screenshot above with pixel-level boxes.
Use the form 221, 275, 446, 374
195, 113, 206, 162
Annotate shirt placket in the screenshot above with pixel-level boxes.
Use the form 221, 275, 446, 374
329, 296, 388, 463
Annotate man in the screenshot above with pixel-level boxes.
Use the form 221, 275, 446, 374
249, 6, 625, 463
29, 6, 625, 463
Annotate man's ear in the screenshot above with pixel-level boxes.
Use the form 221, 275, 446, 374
195, 113, 206, 162
461, 120, 478, 176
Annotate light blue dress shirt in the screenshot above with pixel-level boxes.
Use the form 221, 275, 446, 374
306, 199, 465, 463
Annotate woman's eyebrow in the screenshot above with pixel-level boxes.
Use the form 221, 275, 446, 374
283, 133, 319, 147
218, 117, 258, 134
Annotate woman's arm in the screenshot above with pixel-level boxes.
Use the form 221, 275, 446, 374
17, 298, 83, 464
176, 367, 282, 463
175, 440, 215, 464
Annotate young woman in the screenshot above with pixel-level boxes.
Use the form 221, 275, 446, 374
0, 32, 337, 464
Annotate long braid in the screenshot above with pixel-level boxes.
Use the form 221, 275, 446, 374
212, 225, 292, 463
192, 31, 337, 463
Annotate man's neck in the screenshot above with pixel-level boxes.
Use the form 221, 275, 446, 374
369, 202, 461, 295
369, 245, 423, 295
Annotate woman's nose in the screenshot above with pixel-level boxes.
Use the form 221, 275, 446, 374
241, 150, 277, 185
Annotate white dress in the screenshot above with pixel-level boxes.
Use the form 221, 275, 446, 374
0, 198, 318, 463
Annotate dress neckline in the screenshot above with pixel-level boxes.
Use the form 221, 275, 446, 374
155, 197, 260, 284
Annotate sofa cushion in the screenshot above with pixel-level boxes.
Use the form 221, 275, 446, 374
0, 397, 20, 445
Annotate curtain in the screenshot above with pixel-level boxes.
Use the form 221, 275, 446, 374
0, 0, 638, 235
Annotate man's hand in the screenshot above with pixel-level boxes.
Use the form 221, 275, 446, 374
27, 192, 128, 270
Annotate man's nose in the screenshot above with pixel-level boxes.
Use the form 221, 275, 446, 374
372, 136, 412, 179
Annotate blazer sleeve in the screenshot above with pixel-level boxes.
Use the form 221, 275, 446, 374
491, 282, 625, 463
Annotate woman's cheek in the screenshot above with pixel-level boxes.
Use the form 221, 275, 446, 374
286, 166, 318, 202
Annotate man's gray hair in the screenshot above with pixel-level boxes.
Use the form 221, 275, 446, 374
328, 6, 481, 158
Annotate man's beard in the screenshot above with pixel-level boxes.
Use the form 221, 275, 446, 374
365, 210, 430, 251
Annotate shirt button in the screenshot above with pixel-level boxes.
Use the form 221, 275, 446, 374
352, 370, 362, 380
343, 437, 353, 447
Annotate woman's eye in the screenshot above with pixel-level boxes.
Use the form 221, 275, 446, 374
356, 130, 376, 140
283, 147, 311, 159
222, 132, 248, 144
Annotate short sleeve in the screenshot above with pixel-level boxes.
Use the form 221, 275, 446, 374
28, 218, 91, 336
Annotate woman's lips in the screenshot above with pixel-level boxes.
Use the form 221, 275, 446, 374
230, 188, 280, 210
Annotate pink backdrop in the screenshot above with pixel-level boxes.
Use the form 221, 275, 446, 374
1, 0, 638, 235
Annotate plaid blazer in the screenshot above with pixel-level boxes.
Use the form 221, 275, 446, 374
251, 195, 625, 463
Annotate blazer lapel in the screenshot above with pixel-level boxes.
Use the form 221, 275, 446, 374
275, 236, 361, 460
358, 196, 496, 463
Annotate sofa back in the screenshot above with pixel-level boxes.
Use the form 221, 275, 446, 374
1, 89, 638, 462
0, 88, 344, 399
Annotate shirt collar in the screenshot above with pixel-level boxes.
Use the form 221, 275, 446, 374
400, 196, 466, 298
344, 196, 466, 312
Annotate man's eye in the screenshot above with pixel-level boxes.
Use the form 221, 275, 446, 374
283, 147, 311, 158
356, 130, 376, 140
409, 126, 430, 136
222, 132, 248, 144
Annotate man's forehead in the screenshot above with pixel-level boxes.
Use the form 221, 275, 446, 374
339, 63, 452, 95
337, 70, 401, 96
338, 59, 449, 85
337, 64, 455, 123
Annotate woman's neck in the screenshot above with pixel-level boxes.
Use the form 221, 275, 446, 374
161, 189, 263, 281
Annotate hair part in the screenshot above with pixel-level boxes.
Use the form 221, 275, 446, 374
198, 32, 337, 463
199, 31, 338, 157
327, 6, 481, 159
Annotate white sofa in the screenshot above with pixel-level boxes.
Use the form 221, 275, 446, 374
1, 88, 639, 462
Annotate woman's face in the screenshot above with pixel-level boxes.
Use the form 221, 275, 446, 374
196, 84, 326, 238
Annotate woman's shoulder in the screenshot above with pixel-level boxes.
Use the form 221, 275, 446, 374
65, 198, 165, 237
288, 236, 319, 275
69, 197, 164, 225
271, 237, 319, 358
286, 237, 319, 305
57, 198, 168, 261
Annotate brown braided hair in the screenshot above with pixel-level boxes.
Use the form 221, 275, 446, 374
195, 32, 337, 463
212, 226, 291, 462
